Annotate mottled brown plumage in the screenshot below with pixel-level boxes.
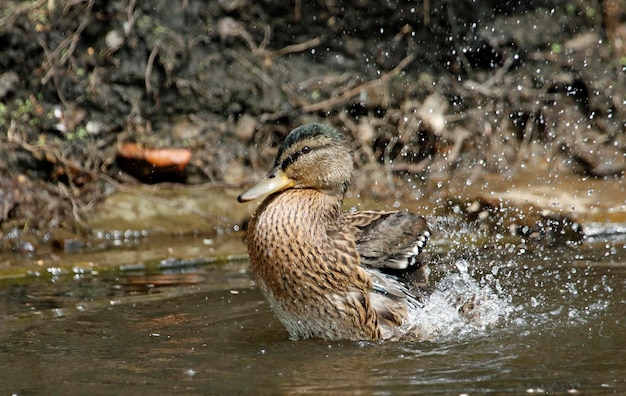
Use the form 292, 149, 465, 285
238, 123, 431, 341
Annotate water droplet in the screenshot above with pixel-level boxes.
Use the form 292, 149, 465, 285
455, 259, 469, 274
530, 296, 540, 307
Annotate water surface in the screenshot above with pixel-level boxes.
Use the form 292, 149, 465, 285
0, 229, 624, 395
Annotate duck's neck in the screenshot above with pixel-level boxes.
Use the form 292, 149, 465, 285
267, 188, 342, 227
248, 189, 343, 252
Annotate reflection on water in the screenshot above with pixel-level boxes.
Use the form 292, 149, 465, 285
0, 232, 625, 394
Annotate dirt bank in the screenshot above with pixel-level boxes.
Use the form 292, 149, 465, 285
0, 0, 625, 254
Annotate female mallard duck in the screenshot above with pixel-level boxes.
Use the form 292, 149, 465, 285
238, 123, 431, 341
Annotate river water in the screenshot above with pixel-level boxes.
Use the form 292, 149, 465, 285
1, 219, 624, 395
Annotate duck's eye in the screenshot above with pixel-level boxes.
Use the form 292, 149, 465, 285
301, 146, 311, 154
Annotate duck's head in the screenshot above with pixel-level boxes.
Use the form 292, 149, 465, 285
238, 123, 353, 202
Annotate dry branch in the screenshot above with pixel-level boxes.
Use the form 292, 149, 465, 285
300, 53, 415, 113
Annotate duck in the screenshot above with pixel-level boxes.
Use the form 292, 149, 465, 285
237, 123, 431, 341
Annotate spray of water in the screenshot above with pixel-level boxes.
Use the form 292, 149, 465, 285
406, 258, 515, 342
406, 214, 618, 344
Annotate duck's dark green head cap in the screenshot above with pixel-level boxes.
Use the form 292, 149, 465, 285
275, 123, 345, 164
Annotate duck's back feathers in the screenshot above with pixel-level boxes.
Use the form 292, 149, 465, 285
343, 210, 430, 273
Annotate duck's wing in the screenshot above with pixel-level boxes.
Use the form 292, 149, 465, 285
351, 211, 432, 336
342, 210, 431, 287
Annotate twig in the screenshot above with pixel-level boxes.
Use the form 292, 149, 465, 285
124, 0, 137, 35
294, 0, 301, 20
423, 0, 430, 26
272, 37, 321, 56
389, 158, 431, 174
447, 127, 470, 163
57, 182, 89, 229
301, 53, 415, 113
258, 25, 271, 53
145, 46, 159, 93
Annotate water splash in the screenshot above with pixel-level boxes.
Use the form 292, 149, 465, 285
409, 259, 514, 342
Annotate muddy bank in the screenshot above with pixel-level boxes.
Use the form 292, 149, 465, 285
0, 0, 625, 256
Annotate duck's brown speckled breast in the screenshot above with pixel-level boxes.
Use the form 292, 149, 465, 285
246, 189, 382, 341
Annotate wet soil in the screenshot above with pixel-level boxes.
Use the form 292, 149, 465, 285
1, 0, 625, 258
